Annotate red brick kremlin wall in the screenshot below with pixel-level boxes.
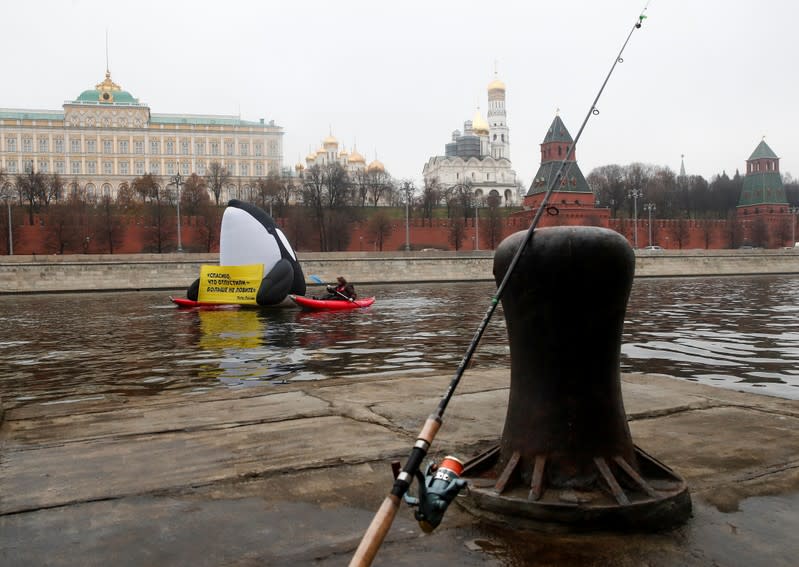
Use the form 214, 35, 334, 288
7, 209, 796, 255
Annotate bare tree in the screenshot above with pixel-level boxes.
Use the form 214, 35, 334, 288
301, 163, 352, 251
276, 176, 296, 213
196, 201, 224, 253
95, 195, 126, 254
352, 170, 370, 207
672, 217, 690, 249
255, 173, 282, 215
132, 173, 160, 203
181, 173, 210, 216
116, 182, 138, 210
587, 164, 625, 218
448, 209, 466, 251
366, 210, 393, 251
205, 161, 231, 205
367, 169, 393, 207
301, 165, 328, 250
420, 178, 441, 226
481, 194, 504, 249
133, 174, 172, 252
42, 173, 65, 209
16, 168, 46, 224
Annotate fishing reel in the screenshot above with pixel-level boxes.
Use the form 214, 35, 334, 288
397, 456, 467, 533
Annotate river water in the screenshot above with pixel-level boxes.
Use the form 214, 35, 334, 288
1, 275, 798, 409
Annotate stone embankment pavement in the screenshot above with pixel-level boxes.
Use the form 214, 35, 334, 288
1, 369, 798, 566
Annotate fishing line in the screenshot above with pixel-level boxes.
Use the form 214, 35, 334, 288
350, 4, 651, 565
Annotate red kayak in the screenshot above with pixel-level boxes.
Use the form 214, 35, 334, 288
170, 297, 240, 310
289, 295, 375, 311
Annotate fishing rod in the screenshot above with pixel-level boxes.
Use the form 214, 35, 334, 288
350, 6, 650, 566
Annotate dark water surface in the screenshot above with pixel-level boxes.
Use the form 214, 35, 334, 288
1, 275, 798, 409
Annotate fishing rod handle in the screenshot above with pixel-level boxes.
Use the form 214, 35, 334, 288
349, 416, 442, 566
349, 495, 401, 567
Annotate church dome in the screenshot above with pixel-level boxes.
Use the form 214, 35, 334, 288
323, 134, 338, 148
367, 159, 385, 173
348, 150, 366, 164
75, 71, 138, 104
295, 162, 305, 171
305, 151, 317, 162
472, 108, 489, 135
488, 77, 506, 92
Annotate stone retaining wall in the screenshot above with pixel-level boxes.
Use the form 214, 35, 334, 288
1, 250, 798, 293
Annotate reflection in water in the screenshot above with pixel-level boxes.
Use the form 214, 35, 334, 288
1, 275, 798, 409
624, 275, 799, 400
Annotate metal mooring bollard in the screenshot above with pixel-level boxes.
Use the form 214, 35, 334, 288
459, 226, 691, 531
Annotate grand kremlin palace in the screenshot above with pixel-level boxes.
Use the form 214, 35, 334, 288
0, 71, 283, 199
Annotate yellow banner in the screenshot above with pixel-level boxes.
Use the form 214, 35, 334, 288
197, 264, 263, 305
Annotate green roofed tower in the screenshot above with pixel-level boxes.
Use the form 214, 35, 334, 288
524, 114, 592, 209
738, 139, 787, 208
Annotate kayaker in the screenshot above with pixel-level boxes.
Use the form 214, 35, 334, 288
324, 276, 357, 301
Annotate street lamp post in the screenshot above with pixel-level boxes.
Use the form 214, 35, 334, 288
628, 188, 642, 248
171, 172, 184, 252
644, 202, 656, 247
790, 206, 799, 244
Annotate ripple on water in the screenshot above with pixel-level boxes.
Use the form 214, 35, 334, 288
1, 278, 798, 405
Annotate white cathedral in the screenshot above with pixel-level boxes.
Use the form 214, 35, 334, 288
422, 74, 519, 206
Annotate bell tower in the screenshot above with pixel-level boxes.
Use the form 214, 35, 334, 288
487, 69, 509, 160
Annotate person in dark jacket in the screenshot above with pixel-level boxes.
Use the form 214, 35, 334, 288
324, 276, 357, 301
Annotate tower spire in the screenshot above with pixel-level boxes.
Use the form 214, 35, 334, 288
105, 28, 109, 74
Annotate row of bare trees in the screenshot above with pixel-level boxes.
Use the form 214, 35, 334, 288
587, 163, 799, 221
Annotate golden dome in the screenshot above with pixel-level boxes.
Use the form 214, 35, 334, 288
305, 151, 317, 162
472, 108, 489, 135
295, 162, 305, 171
488, 77, 506, 91
348, 150, 366, 163
323, 134, 338, 148
339, 148, 349, 156
317, 146, 327, 155
367, 159, 385, 173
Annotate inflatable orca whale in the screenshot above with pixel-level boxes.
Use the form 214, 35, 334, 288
187, 200, 306, 305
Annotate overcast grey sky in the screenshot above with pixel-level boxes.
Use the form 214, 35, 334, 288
4, 0, 797, 188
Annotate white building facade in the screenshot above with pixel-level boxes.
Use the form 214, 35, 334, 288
0, 71, 283, 200
422, 74, 519, 205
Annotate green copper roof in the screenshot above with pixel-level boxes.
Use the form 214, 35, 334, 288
75, 89, 139, 104
0, 109, 63, 121
150, 114, 270, 127
738, 171, 787, 206
748, 140, 778, 160
542, 115, 573, 144
527, 161, 591, 196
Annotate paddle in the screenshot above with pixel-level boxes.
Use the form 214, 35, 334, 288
311, 275, 355, 302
